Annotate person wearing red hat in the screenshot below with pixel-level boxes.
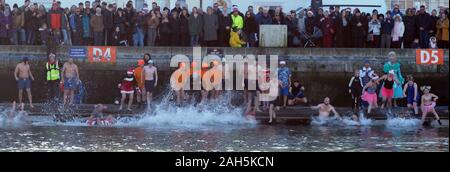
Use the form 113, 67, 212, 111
118, 68, 138, 111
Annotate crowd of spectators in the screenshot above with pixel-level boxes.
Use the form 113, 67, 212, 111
0, 0, 448, 48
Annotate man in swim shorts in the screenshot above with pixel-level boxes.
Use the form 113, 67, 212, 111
142, 60, 158, 109
14, 57, 35, 108
61, 57, 80, 105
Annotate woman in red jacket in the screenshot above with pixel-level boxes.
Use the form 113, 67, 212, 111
321, 11, 335, 48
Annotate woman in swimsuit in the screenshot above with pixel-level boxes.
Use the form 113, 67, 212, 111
403, 75, 420, 116
361, 79, 378, 114
377, 71, 399, 110
420, 86, 441, 126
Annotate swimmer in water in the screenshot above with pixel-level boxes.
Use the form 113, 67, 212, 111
420, 86, 441, 126
310, 97, 341, 121
87, 104, 116, 126
7, 101, 25, 119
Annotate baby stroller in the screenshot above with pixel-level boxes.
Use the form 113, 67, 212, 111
301, 31, 316, 48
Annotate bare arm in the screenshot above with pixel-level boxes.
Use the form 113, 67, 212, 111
75, 65, 80, 81
331, 106, 340, 118
413, 83, 418, 101
61, 64, 66, 83
142, 68, 146, 84
421, 96, 425, 107
154, 68, 158, 87
431, 94, 439, 101
403, 83, 408, 97
310, 104, 321, 110
376, 75, 386, 83
14, 65, 19, 80
362, 84, 368, 94
28, 66, 34, 80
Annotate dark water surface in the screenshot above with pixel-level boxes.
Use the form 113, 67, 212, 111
0, 118, 448, 152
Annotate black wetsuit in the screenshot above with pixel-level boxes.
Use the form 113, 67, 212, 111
349, 76, 363, 110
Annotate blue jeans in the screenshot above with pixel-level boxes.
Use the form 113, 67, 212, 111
147, 28, 157, 46
133, 28, 144, 47
247, 32, 257, 47
26, 29, 35, 45
61, 29, 71, 45
11, 29, 19, 45
190, 35, 199, 46
419, 31, 429, 48
11, 28, 26, 45
19, 29, 26, 45
93, 32, 104, 46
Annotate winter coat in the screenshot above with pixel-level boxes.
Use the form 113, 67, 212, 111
188, 14, 203, 36
203, 14, 218, 41
436, 18, 449, 41
90, 14, 104, 32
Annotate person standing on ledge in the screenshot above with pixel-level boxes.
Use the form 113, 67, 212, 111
134, 60, 146, 108
45, 53, 61, 101
420, 86, 441, 126
278, 60, 291, 109
142, 60, 158, 110
382, 51, 404, 107
14, 57, 35, 108
61, 57, 80, 106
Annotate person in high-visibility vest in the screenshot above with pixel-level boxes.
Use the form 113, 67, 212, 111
45, 53, 61, 101
230, 5, 244, 29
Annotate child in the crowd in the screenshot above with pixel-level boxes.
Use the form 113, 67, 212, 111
229, 27, 246, 48
288, 80, 308, 106
118, 69, 139, 111
361, 79, 379, 114
411, 38, 420, 49
429, 36, 437, 49
348, 70, 363, 111
403, 75, 420, 116
420, 86, 441, 126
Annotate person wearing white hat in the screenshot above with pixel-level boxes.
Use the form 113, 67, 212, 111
278, 60, 291, 109
231, 5, 244, 29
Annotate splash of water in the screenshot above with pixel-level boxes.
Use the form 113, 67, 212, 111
385, 110, 422, 128
386, 118, 422, 128
0, 107, 28, 127
131, 91, 257, 128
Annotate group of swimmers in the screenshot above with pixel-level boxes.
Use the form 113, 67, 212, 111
348, 52, 442, 126
9, 51, 444, 126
